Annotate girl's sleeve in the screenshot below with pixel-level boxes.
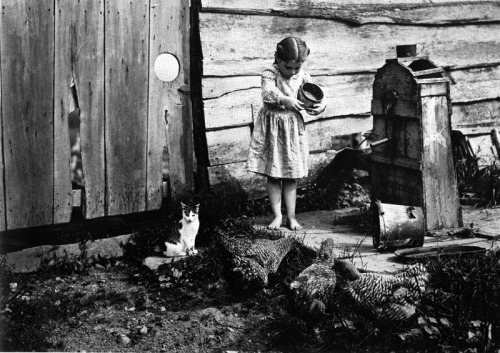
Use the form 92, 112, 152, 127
261, 69, 285, 106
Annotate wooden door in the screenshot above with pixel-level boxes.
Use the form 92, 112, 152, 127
0, 0, 193, 231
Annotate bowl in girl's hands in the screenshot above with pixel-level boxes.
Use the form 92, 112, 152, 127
298, 82, 324, 110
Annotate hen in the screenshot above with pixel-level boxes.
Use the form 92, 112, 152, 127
215, 230, 296, 291
289, 238, 337, 318
333, 259, 429, 327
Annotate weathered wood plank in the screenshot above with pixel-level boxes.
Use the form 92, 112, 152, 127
201, 1, 500, 26
55, 0, 105, 222
0, 6, 5, 231
200, 13, 500, 76
105, 0, 149, 216
203, 73, 374, 129
421, 96, 461, 230
203, 65, 500, 130
452, 100, 500, 126
207, 116, 371, 165
419, 82, 448, 97
159, 0, 195, 199
204, 0, 496, 10
1, 0, 54, 229
206, 126, 252, 165
63, 0, 106, 220
305, 116, 373, 152
449, 65, 500, 103
147, 1, 170, 210
208, 150, 338, 199
468, 133, 498, 168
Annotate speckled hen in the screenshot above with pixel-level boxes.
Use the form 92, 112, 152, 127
216, 231, 296, 291
289, 238, 337, 318
333, 259, 429, 327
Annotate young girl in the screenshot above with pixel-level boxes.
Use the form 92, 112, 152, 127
246, 37, 326, 230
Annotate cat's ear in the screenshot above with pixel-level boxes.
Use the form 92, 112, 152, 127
195, 204, 200, 212
181, 202, 187, 209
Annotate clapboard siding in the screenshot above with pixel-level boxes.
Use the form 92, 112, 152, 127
1, 0, 55, 229
200, 13, 500, 77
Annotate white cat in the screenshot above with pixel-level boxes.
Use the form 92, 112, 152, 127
163, 202, 200, 257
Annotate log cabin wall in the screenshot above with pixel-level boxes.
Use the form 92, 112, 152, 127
198, 0, 500, 199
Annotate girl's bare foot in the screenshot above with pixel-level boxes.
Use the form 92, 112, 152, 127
287, 218, 303, 231
268, 215, 283, 229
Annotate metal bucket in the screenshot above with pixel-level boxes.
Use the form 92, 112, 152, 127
372, 200, 425, 251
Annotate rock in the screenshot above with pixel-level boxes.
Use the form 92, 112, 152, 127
110, 327, 131, 336
196, 307, 225, 324
117, 334, 131, 345
143, 257, 173, 271
139, 326, 148, 335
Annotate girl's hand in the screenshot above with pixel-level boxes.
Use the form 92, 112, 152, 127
280, 97, 305, 112
306, 103, 326, 116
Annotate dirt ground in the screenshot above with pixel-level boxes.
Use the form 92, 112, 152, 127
2, 173, 499, 352
0, 251, 340, 353
1, 265, 288, 352
0, 229, 436, 353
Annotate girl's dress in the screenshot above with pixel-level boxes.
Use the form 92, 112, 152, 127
246, 63, 311, 179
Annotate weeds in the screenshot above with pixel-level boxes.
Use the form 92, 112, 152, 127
420, 249, 500, 352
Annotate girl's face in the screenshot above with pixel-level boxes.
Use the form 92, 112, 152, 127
277, 59, 305, 78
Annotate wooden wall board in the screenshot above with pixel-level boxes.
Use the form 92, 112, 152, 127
69, 0, 106, 220
449, 65, 500, 103
207, 115, 371, 166
202, 2, 500, 26
199, 13, 500, 77
1, 0, 54, 230
53, 3, 73, 225
451, 100, 500, 126
206, 126, 252, 165
55, 0, 105, 222
105, 0, 149, 216
204, 0, 495, 8
203, 73, 375, 130
468, 134, 499, 168
203, 65, 500, 130
0, 3, 4, 231
305, 116, 372, 152
204, 1, 497, 9
208, 150, 338, 199
421, 96, 461, 230
147, 2, 170, 210
157, 0, 194, 199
